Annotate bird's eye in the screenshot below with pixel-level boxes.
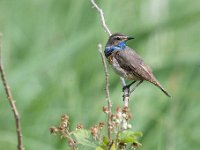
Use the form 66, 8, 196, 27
116, 37, 121, 40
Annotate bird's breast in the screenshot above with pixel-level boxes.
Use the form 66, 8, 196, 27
108, 55, 139, 80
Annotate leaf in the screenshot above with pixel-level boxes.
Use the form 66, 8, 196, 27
132, 132, 143, 137
72, 129, 97, 148
118, 130, 143, 145
103, 136, 109, 145
95, 146, 104, 150
110, 143, 116, 150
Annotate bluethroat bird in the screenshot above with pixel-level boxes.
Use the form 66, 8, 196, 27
104, 33, 171, 97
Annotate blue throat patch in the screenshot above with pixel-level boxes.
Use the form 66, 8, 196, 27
104, 41, 126, 57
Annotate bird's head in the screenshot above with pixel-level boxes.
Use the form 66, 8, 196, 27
107, 33, 134, 46
105, 33, 134, 57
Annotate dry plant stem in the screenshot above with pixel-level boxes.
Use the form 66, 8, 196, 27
121, 78, 129, 107
123, 89, 129, 107
61, 130, 77, 150
0, 34, 24, 150
91, 0, 111, 36
91, 0, 130, 107
98, 44, 112, 143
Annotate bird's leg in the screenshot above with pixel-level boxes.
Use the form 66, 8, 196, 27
130, 80, 143, 94
122, 81, 136, 92
122, 81, 136, 98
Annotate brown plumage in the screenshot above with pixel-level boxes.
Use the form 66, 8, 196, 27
105, 33, 171, 97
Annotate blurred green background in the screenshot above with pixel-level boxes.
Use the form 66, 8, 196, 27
0, 0, 200, 149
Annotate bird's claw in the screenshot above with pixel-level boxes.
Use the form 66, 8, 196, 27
122, 85, 129, 92
122, 81, 136, 92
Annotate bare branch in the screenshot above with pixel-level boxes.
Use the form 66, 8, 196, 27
120, 77, 129, 107
91, 0, 112, 36
98, 43, 112, 143
91, 0, 130, 107
0, 34, 24, 150
123, 88, 130, 107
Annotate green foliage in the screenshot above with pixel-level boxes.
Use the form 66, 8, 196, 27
73, 129, 97, 148
72, 129, 143, 150
50, 113, 142, 150
119, 130, 142, 145
96, 147, 104, 150
0, 0, 200, 150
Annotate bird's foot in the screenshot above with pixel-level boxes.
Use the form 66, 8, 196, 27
122, 85, 129, 92
122, 80, 143, 97
122, 81, 136, 92
122, 85, 131, 98
122, 86, 130, 98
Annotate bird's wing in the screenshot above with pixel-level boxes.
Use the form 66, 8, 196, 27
114, 47, 171, 97
114, 47, 158, 84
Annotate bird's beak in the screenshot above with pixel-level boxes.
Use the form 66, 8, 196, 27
127, 36, 134, 40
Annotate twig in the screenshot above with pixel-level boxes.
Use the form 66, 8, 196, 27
50, 115, 77, 150
121, 77, 129, 107
0, 34, 24, 150
98, 44, 112, 143
62, 130, 77, 150
123, 87, 130, 107
90, 0, 129, 107
91, 0, 111, 36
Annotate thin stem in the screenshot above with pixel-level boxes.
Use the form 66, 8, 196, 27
120, 77, 129, 107
0, 34, 24, 150
98, 44, 112, 143
63, 130, 77, 150
90, 0, 129, 107
91, 0, 111, 36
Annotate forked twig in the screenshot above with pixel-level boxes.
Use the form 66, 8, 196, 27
0, 33, 24, 150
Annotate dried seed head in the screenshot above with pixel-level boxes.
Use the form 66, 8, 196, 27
102, 106, 109, 114
122, 107, 129, 113
49, 126, 58, 134
60, 115, 69, 128
76, 123, 84, 130
126, 112, 132, 120
60, 122, 68, 129
90, 125, 98, 139
61, 114, 69, 122
99, 122, 105, 128
116, 107, 122, 113
116, 112, 122, 119
111, 114, 117, 120
58, 124, 65, 131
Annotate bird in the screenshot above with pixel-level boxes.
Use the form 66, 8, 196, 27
104, 33, 171, 97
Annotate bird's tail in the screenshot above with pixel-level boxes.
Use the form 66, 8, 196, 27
153, 81, 171, 98
160, 86, 171, 98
